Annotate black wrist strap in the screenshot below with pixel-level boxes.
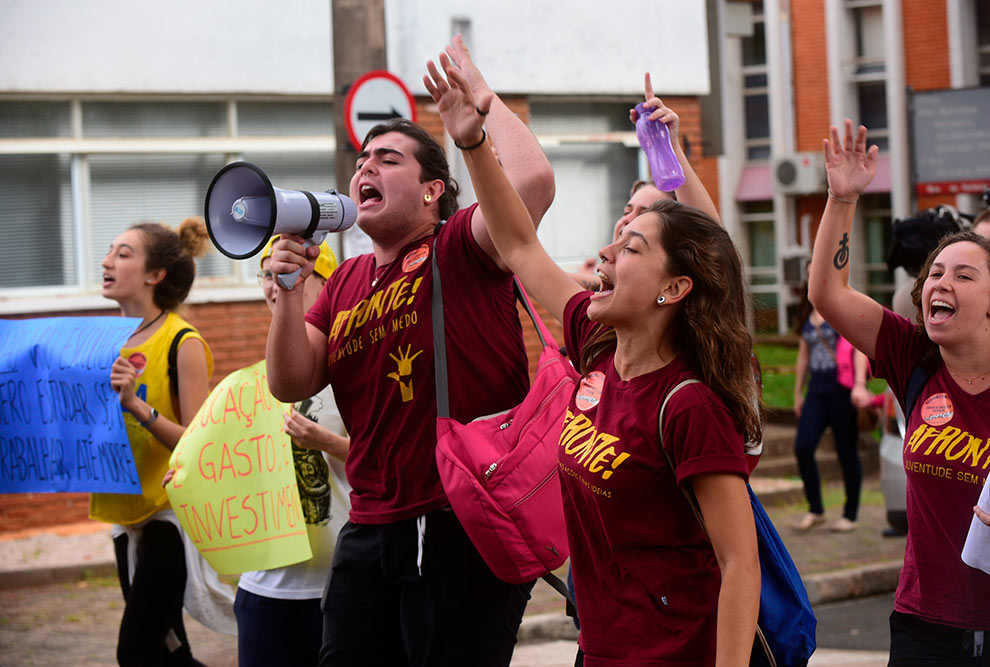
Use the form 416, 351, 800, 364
453, 128, 487, 151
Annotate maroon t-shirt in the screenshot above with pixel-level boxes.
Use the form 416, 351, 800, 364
562, 293, 750, 666
872, 308, 990, 630
305, 205, 529, 523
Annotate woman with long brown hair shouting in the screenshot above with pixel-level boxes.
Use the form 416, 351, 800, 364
425, 57, 762, 667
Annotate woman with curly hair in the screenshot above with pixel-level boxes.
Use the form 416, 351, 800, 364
426, 57, 762, 666
810, 120, 990, 665
92, 217, 214, 666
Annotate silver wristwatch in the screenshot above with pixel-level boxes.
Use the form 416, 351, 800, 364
139, 407, 159, 429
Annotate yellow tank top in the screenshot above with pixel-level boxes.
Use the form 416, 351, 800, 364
90, 313, 213, 525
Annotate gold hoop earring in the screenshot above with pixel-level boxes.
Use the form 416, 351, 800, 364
424, 194, 433, 203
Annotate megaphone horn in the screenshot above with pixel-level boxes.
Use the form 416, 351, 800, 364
204, 161, 357, 288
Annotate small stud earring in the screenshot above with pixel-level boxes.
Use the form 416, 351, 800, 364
656, 296, 666, 305
424, 193, 432, 203
146, 280, 152, 285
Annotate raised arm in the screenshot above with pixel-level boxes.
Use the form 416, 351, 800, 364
633, 73, 718, 222
440, 35, 556, 271
424, 54, 579, 323
266, 235, 331, 402
808, 120, 883, 359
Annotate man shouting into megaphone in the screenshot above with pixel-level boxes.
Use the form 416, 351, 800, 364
264, 35, 555, 667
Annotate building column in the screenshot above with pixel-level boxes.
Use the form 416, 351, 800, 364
766, 0, 797, 333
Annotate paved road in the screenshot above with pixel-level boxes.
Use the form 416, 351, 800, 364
0, 577, 894, 667
815, 593, 894, 653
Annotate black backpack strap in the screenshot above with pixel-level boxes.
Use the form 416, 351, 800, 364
168, 328, 194, 394
904, 364, 930, 419
541, 572, 577, 619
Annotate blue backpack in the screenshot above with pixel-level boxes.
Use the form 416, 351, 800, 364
659, 380, 817, 667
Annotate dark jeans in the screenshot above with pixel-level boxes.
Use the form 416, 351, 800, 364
113, 520, 200, 667
234, 588, 322, 667
890, 610, 988, 666
794, 388, 862, 520
320, 507, 534, 667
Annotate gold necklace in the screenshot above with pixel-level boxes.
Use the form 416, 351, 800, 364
947, 367, 990, 385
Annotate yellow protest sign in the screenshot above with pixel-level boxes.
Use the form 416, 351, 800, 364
166, 360, 311, 574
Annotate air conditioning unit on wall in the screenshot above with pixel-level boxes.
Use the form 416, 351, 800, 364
773, 152, 825, 195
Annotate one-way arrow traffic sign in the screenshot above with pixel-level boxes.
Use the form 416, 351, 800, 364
344, 71, 417, 152
356, 107, 405, 122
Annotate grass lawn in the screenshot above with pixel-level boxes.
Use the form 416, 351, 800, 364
755, 343, 887, 409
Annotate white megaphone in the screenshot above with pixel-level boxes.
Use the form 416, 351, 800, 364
204, 161, 357, 289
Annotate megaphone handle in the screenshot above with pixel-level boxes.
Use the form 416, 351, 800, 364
276, 239, 314, 290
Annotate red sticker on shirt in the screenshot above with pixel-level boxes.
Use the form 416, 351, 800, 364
921, 392, 954, 426
575, 371, 605, 411
402, 245, 430, 273
128, 352, 147, 376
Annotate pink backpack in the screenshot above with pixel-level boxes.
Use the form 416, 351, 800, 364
430, 248, 576, 584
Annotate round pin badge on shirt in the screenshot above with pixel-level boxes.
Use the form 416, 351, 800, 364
921, 392, 954, 426
575, 371, 605, 411
128, 352, 147, 376
402, 245, 430, 273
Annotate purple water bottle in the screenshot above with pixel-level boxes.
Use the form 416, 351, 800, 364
634, 102, 685, 192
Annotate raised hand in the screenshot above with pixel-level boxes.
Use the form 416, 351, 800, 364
629, 72, 680, 148
823, 119, 879, 200
443, 34, 491, 96
423, 50, 493, 149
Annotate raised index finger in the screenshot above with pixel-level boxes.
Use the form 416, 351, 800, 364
643, 72, 655, 101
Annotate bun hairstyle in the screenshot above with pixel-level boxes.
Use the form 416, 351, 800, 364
131, 217, 211, 311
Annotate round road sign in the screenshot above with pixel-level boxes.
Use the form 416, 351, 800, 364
343, 70, 417, 152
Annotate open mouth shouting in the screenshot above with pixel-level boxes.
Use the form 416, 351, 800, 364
594, 269, 614, 297
359, 183, 383, 209
929, 299, 956, 324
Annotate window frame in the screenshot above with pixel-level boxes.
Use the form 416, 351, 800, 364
0, 95, 337, 311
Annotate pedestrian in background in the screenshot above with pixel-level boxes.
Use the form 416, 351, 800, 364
791, 282, 865, 533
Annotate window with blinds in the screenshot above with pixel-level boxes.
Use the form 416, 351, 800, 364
0, 99, 341, 294
88, 153, 231, 286
0, 101, 71, 138
82, 101, 226, 138
237, 101, 334, 136
0, 154, 74, 288
0, 102, 74, 288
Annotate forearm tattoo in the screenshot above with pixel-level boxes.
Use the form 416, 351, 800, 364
580, 278, 601, 293
833, 232, 850, 270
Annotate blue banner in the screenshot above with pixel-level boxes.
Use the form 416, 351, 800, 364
0, 316, 142, 494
